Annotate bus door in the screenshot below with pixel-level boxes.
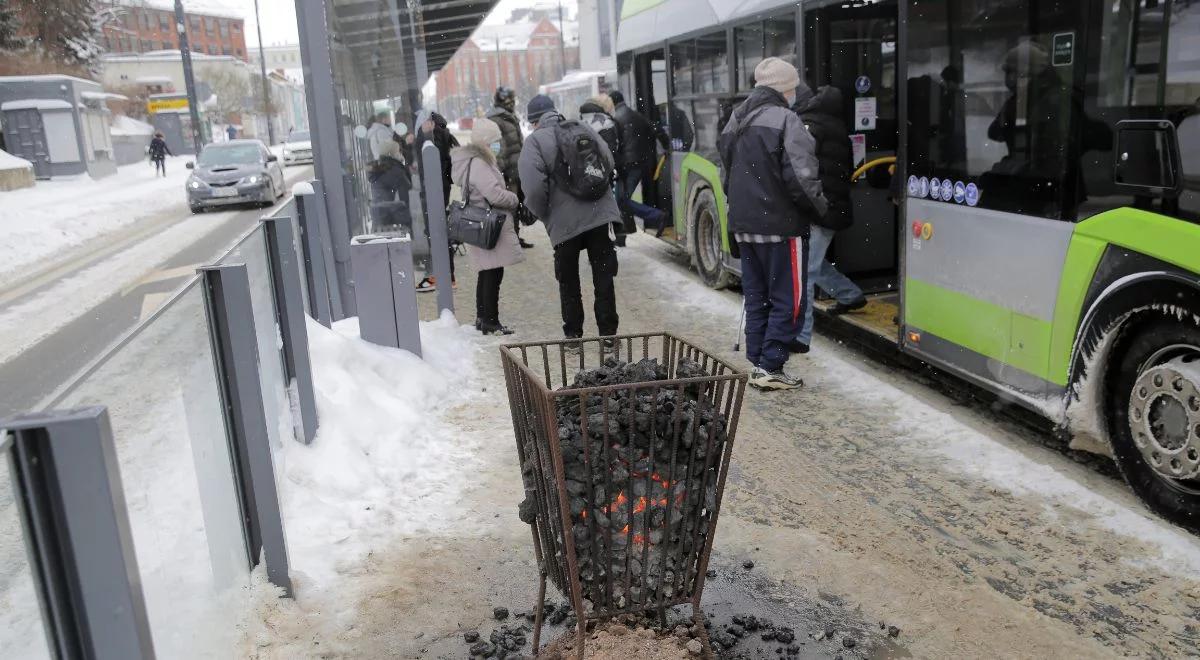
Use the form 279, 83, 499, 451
632, 50, 673, 227
804, 0, 900, 293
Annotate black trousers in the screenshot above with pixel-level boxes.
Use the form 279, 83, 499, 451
475, 267, 504, 324
553, 224, 619, 338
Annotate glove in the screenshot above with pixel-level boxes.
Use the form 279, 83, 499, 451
516, 204, 538, 227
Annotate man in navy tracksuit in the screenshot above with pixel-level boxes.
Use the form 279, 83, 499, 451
719, 58, 828, 390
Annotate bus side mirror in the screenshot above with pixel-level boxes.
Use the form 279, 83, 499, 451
186, 161, 194, 169
1113, 120, 1181, 196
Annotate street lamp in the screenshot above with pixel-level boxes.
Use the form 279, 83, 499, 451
174, 0, 204, 154
253, 0, 276, 144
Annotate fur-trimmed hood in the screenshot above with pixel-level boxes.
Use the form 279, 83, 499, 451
451, 142, 497, 169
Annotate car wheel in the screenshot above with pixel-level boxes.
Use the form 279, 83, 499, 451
1106, 312, 1200, 531
263, 181, 277, 207
690, 188, 732, 290
190, 204, 204, 214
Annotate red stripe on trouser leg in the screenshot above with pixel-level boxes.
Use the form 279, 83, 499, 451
789, 237, 801, 322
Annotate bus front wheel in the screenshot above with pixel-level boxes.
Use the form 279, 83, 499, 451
691, 188, 732, 290
1107, 313, 1200, 530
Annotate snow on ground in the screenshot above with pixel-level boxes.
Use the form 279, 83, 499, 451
620, 235, 1200, 574
0, 158, 191, 285
242, 313, 483, 647
0, 208, 243, 367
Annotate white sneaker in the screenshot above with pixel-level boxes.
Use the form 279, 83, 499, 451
749, 367, 803, 391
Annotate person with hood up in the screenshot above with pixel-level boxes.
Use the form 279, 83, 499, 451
518, 94, 623, 350
366, 111, 395, 161
414, 110, 461, 292
791, 85, 867, 353
368, 139, 413, 228
609, 90, 669, 236
148, 131, 172, 176
486, 86, 534, 249
450, 118, 525, 335
719, 57, 827, 391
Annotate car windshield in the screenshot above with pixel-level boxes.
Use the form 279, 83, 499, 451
287, 131, 310, 142
197, 144, 262, 167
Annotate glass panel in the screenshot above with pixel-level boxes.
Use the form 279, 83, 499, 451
696, 32, 729, 94
57, 282, 250, 657
906, 0, 1082, 219
692, 98, 724, 161
736, 22, 764, 91
221, 229, 296, 450
0, 447, 54, 659
671, 41, 694, 96
764, 15, 797, 66
666, 100, 695, 152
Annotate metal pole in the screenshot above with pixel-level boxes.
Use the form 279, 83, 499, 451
174, 0, 204, 154
558, 0, 567, 79
253, 0, 276, 145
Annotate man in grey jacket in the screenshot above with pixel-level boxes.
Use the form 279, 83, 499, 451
518, 94, 623, 346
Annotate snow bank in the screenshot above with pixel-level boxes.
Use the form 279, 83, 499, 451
0, 149, 32, 171
243, 313, 481, 644
291, 181, 314, 196
111, 114, 155, 137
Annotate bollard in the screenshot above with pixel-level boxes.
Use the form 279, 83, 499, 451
420, 142, 455, 316
350, 233, 423, 357
294, 181, 334, 327
308, 179, 348, 319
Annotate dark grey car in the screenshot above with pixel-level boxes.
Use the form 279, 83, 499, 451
186, 140, 285, 213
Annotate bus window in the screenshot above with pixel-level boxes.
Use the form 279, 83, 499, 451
668, 101, 696, 153
671, 41, 695, 96
763, 15, 797, 67
695, 32, 730, 94
907, 0, 1094, 221
736, 23, 764, 91
1080, 0, 1200, 222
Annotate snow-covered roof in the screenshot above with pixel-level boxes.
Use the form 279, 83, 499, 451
1, 99, 73, 111
102, 52, 239, 64
471, 19, 579, 51
81, 91, 129, 102
0, 148, 33, 171
115, 0, 245, 20
0, 74, 98, 86
110, 115, 155, 136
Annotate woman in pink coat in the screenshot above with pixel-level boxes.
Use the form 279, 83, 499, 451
450, 118, 525, 335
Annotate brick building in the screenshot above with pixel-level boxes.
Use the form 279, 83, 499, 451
99, 1, 248, 62
436, 18, 579, 123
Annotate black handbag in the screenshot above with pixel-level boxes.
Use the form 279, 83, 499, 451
447, 158, 507, 250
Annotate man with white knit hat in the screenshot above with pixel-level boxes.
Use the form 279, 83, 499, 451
719, 57, 828, 391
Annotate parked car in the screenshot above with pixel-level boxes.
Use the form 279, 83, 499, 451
186, 140, 285, 213
281, 130, 313, 165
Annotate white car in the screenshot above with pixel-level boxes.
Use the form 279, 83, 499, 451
281, 130, 313, 165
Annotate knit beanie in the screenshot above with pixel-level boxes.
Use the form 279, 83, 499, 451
471, 117, 502, 147
526, 94, 556, 123
754, 57, 800, 95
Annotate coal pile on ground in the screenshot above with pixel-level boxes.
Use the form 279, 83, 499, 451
536, 617, 710, 660
520, 357, 731, 610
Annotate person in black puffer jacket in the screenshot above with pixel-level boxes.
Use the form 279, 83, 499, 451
486, 86, 534, 248
609, 90, 669, 235
368, 140, 412, 228
792, 85, 867, 353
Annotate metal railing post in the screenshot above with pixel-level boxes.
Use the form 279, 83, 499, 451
350, 233, 423, 356
310, 178, 350, 319
420, 141, 455, 316
1, 408, 155, 660
294, 181, 334, 327
262, 215, 320, 445
200, 264, 293, 596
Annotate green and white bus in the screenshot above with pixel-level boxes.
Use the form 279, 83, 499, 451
615, 0, 1200, 527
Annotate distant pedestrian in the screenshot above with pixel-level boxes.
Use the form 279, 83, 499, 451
719, 58, 827, 391
415, 110, 461, 293
148, 131, 172, 176
518, 95, 622, 349
609, 90, 668, 236
791, 85, 867, 354
226, 125, 237, 141
487, 86, 534, 249
368, 140, 413, 228
451, 118, 525, 335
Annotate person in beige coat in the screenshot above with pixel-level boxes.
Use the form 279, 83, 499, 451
450, 118, 525, 335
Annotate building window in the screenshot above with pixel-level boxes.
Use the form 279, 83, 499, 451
232, 22, 240, 33
140, 12, 150, 29
219, 21, 228, 38
208, 44, 217, 55
235, 48, 243, 57
160, 13, 171, 30
162, 40, 172, 50
141, 39, 154, 51
597, 0, 612, 58
222, 46, 231, 56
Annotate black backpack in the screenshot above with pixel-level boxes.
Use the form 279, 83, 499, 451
553, 120, 613, 201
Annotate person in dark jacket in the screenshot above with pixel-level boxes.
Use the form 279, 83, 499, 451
414, 110, 460, 292
719, 58, 827, 391
609, 90, 669, 235
368, 140, 413, 228
518, 94, 623, 348
792, 85, 867, 352
148, 131, 172, 176
580, 95, 625, 243
486, 86, 534, 248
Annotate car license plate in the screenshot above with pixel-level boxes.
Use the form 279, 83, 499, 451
212, 188, 238, 198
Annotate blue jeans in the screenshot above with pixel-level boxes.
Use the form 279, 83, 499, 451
798, 225, 864, 345
740, 237, 807, 372
617, 167, 664, 227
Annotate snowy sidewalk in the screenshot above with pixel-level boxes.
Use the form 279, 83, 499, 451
242, 224, 1200, 659
0, 158, 192, 288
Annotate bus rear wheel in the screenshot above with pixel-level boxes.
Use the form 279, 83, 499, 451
1107, 314, 1200, 530
691, 188, 732, 290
